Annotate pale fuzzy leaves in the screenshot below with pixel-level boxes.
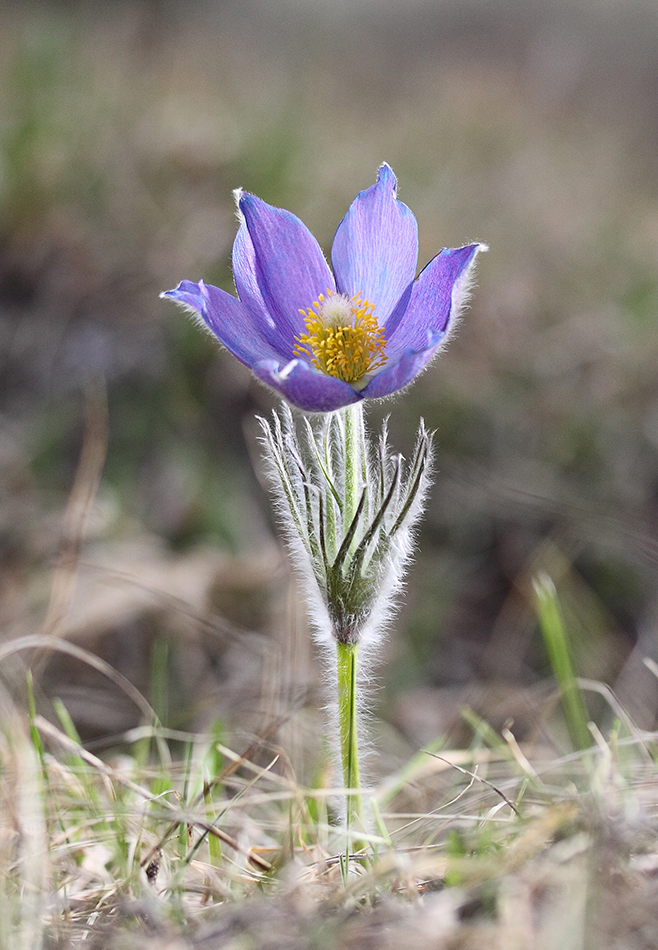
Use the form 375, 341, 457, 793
259, 405, 433, 648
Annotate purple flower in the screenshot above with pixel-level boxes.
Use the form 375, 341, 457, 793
162, 164, 486, 413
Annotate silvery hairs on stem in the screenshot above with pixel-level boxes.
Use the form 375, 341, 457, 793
258, 404, 433, 652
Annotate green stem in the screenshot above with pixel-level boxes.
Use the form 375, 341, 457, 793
343, 403, 364, 529
336, 640, 363, 842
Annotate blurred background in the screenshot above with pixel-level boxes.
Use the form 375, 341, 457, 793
2, 0, 658, 774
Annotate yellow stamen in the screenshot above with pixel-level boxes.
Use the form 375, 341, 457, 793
294, 290, 387, 385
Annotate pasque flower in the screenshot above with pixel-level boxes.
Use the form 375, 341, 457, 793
164, 167, 487, 849
162, 164, 485, 412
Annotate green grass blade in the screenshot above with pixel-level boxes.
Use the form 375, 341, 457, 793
534, 573, 591, 752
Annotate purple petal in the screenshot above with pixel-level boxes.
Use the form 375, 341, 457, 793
385, 244, 484, 359
359, 334, 445, 399
331, 163, 418, 323
251, 359, 362, 413
362, 242, 486, 399
239, 193, 335, 342
162, 280, 282, 367
232, 221, 293, 359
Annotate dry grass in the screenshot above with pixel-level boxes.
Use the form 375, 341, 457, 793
1, 670, 658, 948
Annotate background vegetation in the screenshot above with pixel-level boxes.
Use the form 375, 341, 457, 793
1, 0, 658, 945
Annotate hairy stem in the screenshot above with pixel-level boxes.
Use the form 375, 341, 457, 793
343, 403, 364, 530
336, 640, 363, 843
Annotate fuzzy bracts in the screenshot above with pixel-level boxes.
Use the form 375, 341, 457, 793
259, 403, 433, 648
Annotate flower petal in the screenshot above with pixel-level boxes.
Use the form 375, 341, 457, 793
239, 192, 335, 343
385, 244, 485, 358
359, 336, 444, 400
162, 280, 281, 367
361, 243, 486, 399
232, 220, 293, 358
331, 163, 418, 323
251, 359, 362, 413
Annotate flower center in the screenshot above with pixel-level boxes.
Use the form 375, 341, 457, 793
294, 290, 387, 385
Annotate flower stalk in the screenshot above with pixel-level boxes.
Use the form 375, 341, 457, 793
259, 404, 433, 848
343, 403, 363, 533
336, 640, 363, 839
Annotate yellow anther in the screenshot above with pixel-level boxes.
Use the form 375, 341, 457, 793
294, 290, 387, 385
